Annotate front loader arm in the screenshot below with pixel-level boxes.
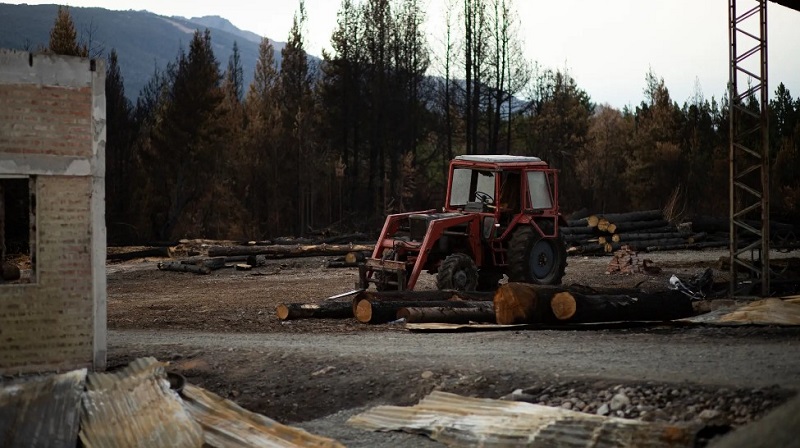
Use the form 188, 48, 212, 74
406, 214, 477, 290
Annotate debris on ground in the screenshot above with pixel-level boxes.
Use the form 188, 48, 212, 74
605, 245, 661, 275
1, 358, 343, 448
348, 390, 705, 447
669, 268, 715, 299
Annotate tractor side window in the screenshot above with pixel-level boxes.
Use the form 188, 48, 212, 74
526, 171, 553, 209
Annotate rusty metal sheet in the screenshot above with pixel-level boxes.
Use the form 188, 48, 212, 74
681, 298, 800, 326
0, 368, 86, 448
181, 383, 344, 447
348, 391, 699, 447
79, 357, 203, 448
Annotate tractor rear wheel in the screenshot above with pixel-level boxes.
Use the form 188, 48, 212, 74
507, 226, 566, 285
437, 253, 478, 291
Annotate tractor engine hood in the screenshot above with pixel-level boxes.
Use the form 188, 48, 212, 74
407, 212, 475, 241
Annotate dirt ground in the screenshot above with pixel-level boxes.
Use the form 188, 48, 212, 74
107, 248, 800, 446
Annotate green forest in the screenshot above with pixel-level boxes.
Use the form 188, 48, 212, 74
47, 2, 800, 243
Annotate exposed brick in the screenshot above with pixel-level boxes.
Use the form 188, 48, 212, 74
0, 66, 100, 374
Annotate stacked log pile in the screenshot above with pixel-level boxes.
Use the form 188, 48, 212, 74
563, 210, 726, 255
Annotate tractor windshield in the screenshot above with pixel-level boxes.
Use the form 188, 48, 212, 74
449, 168, 496, 207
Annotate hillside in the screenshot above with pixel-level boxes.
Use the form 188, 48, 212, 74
0, 3, 289, 100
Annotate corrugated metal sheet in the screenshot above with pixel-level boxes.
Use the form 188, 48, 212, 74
348, 391, 698, 447
0, 368, 86, 448
682, 298, 800, 326
79, 357, 203, 448
181, 383, 345, 448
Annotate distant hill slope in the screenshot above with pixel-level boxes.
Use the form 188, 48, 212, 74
0, 3, 291, 101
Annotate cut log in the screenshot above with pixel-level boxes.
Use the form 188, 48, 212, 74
688, 216, 796, 237
107, 246, 173, 261
609, 220, 671, 233
180, 257, 226, 270
397, 304, 496, 324
326, 260, 359, 269
493, 283, 566, 325
566, 244, 606, 255
687, 232, 707, 244
246, 254, 268, 267
235, 263, 252, 271
566, 217, 590, 227
494, 283, 694, 324
276, 302, 354, 320
355, 299, 492, 324
597, 218, 611, 232
550, 292, 577, 320
208, 243, 375, 258
352, 290, 494, 314
552, 289, 694, 323
157, 261, 210, 275
344, 251, 366, 264
612, 232, 686, 242
560, 226, 596, 235
317, 233, 370, 244
591, 210, 664, 223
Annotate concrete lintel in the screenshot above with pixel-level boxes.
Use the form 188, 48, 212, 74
0, 49, 93, 88
0, 153, 92, 176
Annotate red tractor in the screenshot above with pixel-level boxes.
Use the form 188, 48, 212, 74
357, 155, 567, 291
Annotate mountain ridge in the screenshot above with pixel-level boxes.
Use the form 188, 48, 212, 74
0, 3, 294, 100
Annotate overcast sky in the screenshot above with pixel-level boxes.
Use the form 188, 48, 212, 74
10, 0, 800, 108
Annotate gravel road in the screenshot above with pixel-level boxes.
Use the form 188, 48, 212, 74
110, 326, 800, 389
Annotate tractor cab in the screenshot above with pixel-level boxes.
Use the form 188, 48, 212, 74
358, 155, 566, 291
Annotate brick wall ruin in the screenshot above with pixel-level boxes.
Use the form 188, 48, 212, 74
0, 49, 106, 373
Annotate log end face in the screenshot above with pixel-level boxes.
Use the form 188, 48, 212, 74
276, 304, 289, 320
551, 292, 577, 321
355, 299, 373, 324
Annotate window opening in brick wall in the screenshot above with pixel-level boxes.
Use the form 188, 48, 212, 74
1, 176, 36, 284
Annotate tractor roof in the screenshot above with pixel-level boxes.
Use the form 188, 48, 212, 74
453, 154, 546, 167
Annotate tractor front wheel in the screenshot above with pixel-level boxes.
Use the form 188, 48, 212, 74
437, 253, 479, 291
507, 226, 567, 285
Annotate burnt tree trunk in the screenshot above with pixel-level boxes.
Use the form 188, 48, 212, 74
352, 290, 494, 314
208, 243, 374, 258
276, 302, 354, 320
397, 303, 496, 324
355, 299, 493, 324
107, 247, 173, 261
608, 220, 671, 233
494, 283, 693, 325
157, 261, 210, 275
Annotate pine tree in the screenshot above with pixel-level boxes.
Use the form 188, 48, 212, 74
149, 30, 226, 239
243, 38, 281, 237
105, 49, 135, 242
279, 2, 315, 235
48, 6, 87, 57
624, 70, 683, 210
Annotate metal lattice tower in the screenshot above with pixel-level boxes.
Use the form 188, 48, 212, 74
728, 0, 770, 297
